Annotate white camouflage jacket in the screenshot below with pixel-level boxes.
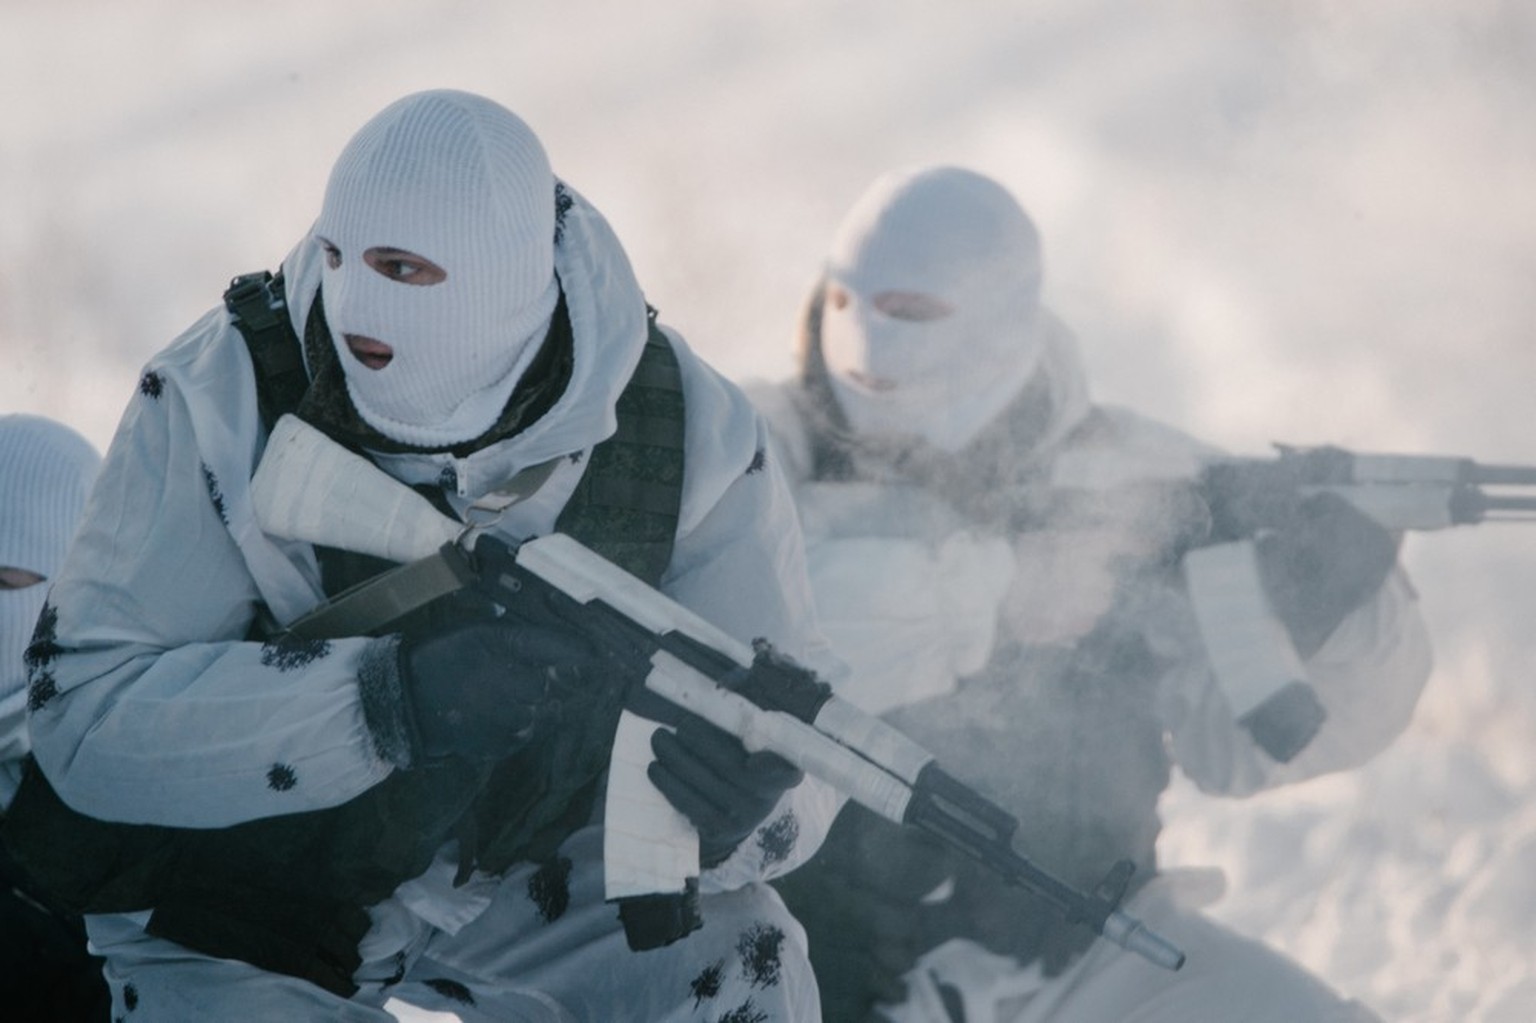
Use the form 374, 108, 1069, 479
27, 187, 840, 903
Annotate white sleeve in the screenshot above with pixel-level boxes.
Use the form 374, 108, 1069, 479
1162, 568, 1433, 796
27, 366, 393, 828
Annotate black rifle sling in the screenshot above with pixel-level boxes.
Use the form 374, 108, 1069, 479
224, 270, 310, 436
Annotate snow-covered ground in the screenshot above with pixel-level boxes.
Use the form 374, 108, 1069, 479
4, 3, 1534, 1019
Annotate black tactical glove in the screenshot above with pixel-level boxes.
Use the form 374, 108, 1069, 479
1256, 491, 1400, 658
647, 713, 804, 867
398, 620, 609, 763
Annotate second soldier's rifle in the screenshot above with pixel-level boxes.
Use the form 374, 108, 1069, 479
1016, 443, 1536, 765
249, 414, 1186, 972
1014, 444, 1536, 545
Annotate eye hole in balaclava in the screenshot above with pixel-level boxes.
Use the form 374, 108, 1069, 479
870, 291, 955, 323
313, 89, 560, 448
0, 569, 45, 590
825, 286, 955, 392
314, 242, 450, 370
818, 166, 1046, 453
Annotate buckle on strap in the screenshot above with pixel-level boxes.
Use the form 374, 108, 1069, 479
225, 271, 285, 333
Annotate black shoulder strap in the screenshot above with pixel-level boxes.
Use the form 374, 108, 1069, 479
224, 270, 309, 432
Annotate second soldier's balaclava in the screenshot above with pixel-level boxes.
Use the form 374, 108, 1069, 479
819, 166, 1047, 453
313, 90, 560, 448
0, 415, 100, 706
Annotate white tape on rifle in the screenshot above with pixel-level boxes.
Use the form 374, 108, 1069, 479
251, 414, 458, 562
603, 709, 699, 901
520, 533, 939, 786
517, 533, 757, 664
646, 651, 914, 826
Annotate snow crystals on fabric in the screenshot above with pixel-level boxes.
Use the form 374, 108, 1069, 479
755, 812, 798, 869
736, 923, 785, 989
717, 1000, 768, 1023
266, 763, 298, 792
690, 958, 726, 1008
23, 602, 60, 671
25, 671, 58, 713
200, 463, 228, 525
24, 602, 61, 711
527, 855, 573, 924
554, 182, 574, 244
259, 635, 332, 672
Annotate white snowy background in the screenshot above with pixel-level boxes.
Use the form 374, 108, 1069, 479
4, 2, 1534, 1020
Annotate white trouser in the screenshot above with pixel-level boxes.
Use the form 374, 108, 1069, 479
85, 826, 818, 1022
878, 871, 1382, 1023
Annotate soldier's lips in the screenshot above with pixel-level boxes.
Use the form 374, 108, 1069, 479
345, 335, 394, 370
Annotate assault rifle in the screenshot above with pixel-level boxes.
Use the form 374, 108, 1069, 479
1024, 444, 1536, 765
1210, 445, 1536, 531
249, 414, 1186, 972
1017, 444, 1536, 543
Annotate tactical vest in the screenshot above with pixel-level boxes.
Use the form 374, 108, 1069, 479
1, 271, 687, 996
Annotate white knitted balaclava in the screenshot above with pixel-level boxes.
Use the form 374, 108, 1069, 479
313, 90, 560, 447
0, 415, 100, 701
820, 166, 1047, 452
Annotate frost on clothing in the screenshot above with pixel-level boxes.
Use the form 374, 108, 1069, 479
25, 182, 837, 952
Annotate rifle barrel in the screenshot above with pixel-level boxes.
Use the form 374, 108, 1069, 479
1481, 494, 1536, 519
1470, 464, 1536, 486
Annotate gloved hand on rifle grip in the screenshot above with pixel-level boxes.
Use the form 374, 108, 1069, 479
648, 714, 804, 868
396, 620, 605, 763
1256, 491, 1400, 658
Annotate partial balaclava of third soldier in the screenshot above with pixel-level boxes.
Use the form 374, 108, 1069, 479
817, 165, 1048, 454
0, 415, 100, 808
313, 89, 559, 448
